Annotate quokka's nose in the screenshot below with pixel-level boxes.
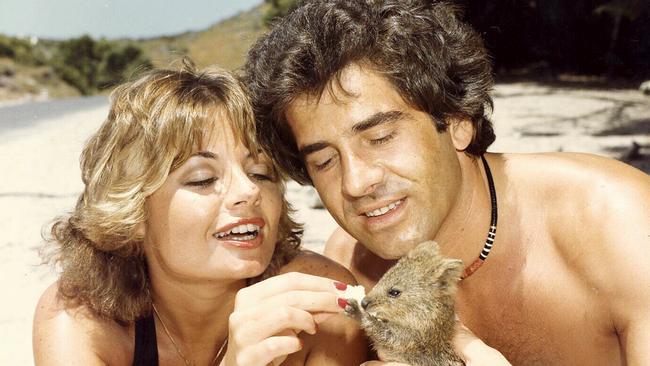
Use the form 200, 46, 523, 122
361, 297, 370, 309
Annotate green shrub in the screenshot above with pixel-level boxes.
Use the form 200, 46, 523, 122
263, 0, 299, 25
0, 35, 46, 65
51, 35, 152, 95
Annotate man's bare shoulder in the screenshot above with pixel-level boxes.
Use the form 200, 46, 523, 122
503, 151, 647, 187
504, 151, 648, 240
503, 152, 649, 220
33, 282, 132, 365
505, 152, 650, 315
323, 227, 359, 268
281, 248, 357, 285
323, 227, 397, 291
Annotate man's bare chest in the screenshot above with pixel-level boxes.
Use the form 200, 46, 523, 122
455, 258, 620, 365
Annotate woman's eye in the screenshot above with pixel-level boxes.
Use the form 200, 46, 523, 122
249, 173, 273, 181
186, 177, 217, 188
248, 164, 277, 182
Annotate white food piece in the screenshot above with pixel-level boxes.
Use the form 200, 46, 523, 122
343, 285, 366, 303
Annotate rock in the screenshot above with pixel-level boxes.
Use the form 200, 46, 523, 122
640, 80, 650, 95
1, 64, 15, 77
621, 141, 641, 161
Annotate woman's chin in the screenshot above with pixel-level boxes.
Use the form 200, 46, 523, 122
222, 258, 271, 279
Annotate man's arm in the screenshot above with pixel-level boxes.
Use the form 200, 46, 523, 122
571, 161, 650, 364
601, 174, 650, 365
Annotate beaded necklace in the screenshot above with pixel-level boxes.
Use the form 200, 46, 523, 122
460, 155, 498, 280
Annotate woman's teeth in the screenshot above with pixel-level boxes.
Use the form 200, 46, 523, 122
365, 200, 403, 218
216, 224, 260, 240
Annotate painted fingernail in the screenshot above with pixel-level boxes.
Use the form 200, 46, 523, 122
337, 298, 348, 309
333, 281, 348, 291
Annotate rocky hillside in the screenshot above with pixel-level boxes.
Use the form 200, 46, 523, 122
139, 4, 268, 70
0, 4, 268, 106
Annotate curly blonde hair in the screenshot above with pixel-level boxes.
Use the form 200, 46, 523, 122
45, 60, 302, 322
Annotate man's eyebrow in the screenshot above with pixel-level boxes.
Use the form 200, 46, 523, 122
299, 142, 330, 158
298, 111, 406, 158
192, 151, 218, 159
351, 110, 406, 134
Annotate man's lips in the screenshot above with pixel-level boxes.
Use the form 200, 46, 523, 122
359, 198, 405, 218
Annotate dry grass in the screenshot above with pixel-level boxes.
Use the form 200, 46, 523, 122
0, 58, 79, 104
139, 4, 268, 71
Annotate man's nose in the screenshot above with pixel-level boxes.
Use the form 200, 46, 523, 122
341, 152, 383, 198
224, 170, 261, 210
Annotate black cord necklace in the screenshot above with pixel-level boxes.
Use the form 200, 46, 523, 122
461, 155, 498, 280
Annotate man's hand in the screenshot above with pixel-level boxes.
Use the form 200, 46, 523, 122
454, 319, 512, 366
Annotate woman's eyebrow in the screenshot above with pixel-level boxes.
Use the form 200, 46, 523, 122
192, 151, 218, 159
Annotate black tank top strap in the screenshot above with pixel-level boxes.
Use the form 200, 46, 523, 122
132, 313, 159, 366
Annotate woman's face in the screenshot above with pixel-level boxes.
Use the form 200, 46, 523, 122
143, 116, 283, 282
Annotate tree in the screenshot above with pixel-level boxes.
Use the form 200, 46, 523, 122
263, 0, 299, 25
53, 35, 101, 94
594, 0, 648, 74
52, 36, 152, 95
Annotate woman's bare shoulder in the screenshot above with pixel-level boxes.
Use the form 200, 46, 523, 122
280, 249, 358, 285
33, 282, 133, 365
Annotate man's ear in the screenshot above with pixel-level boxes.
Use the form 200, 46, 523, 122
449, 117, 474, 151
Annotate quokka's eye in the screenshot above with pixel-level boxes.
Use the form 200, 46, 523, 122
387, 287, 401, 298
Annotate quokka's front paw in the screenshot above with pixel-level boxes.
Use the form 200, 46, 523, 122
343, 298, 363, 321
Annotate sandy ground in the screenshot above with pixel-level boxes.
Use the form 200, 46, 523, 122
0, 83, 648, 364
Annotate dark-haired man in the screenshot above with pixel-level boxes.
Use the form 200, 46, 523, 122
243, 1, 650, 364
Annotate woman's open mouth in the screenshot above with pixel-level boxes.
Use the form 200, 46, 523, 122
214, 219, 265, 248
215, 223, 260, 241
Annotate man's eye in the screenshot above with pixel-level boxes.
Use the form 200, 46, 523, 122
186, 177, 217, 188
314, 158, 333, 171
370, 132, 396, 145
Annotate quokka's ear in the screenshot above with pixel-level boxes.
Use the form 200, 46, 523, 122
436, 259, 464, 288
408, 240, 440, 259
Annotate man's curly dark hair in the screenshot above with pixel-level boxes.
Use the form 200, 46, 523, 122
243, 0, 495, 185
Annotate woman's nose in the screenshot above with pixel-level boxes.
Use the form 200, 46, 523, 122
224, 170, 261, 210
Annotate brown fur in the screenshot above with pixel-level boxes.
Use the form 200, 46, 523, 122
345, 241, 464, 366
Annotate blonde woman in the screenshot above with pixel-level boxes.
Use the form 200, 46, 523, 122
33, 61, 366, 365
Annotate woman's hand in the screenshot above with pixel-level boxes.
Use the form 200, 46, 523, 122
222, 272, 346, 366
453, 320, 512, 366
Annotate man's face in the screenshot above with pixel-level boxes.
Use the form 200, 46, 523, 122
285, 64, 464, 259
